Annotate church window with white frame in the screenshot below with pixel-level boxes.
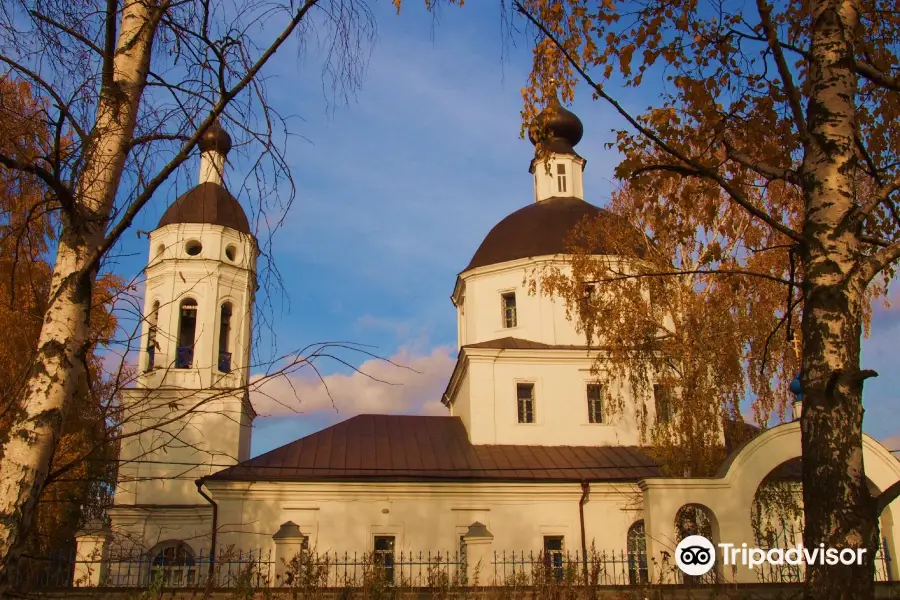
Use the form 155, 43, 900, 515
587, 383, 604, 424
501, 291, 517, 328
517, 383, 535, 423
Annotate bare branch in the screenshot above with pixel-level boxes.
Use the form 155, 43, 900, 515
0, 152, 75, 214
29, 10, 104, 56
81, 0, 324, 278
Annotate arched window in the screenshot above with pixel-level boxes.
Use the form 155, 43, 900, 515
218, 302, 233, 372
150, 541, 196, 587
145, 301, 160, 372
176, 299, 197, 369
674, 504, 718, 584
627, 521, 648, 585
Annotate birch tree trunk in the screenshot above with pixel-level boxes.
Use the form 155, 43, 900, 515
0, 0, 158, 590
801, 0, 878, 597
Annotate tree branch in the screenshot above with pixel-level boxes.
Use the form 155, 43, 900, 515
724, 140, 800, 185
29, 10, 104, 56
854, 238, 900, 287
129, 133, 190, 148
513, 1, 802, 243
0, 55, 88, 142
595, 267, 794, 286
860, 172, 900, 218
0, 152, 76, 214
855, 61, 900, 93
754, 0, 807, 139
859, 233, 894, 248
80, 0, 323, 278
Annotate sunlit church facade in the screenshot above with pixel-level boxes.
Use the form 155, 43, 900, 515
74, 105, 900, 588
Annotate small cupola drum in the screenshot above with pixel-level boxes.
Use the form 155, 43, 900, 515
528, 94, 587, 203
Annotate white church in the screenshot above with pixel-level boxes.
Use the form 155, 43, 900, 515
75, 102, 900, 588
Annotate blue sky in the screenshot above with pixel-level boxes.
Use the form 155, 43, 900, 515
107, 0, 899, 456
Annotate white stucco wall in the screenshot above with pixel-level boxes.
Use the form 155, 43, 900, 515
115, 388, 253, 506
448, 349, 650, 446
205, 481, 644, 572
455, 258, 584, 348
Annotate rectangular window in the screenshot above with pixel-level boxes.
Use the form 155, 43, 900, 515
373, 536, 395, 583
543, 536, 565, 582
587, 383, 604, 424
517, 383, 535, 423
654, 384, 675, 425
501, 291, 517, 328
556, 163, 567, 193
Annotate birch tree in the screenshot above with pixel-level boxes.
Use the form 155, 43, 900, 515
0, 0, 454, 590
0, 79, 120, 562
515, 0, 900, 597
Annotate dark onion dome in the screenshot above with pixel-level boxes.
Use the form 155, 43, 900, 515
528, 95, 584, 154
464, 196, 643, 272
157, 182, 250, 234
198, 120, 232, 155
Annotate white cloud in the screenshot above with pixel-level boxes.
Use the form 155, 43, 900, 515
250, 345, 455, 418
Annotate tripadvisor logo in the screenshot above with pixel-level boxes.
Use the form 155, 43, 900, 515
674, 535, 869, 576
675, 535, 716, 576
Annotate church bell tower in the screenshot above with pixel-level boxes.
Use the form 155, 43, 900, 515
114, 121, 258, 506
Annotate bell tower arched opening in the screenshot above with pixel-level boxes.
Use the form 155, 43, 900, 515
176, 298, 198, 369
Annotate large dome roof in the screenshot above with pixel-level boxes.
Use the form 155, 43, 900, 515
464, 196, 635, 272
157, 182, 251, 234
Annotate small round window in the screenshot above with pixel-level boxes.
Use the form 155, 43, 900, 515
155, 244, 165, 259
185, 240, 202, 256
225, 245, 237, 262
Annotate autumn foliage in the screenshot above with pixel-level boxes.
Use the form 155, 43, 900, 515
0, 78, 118, 557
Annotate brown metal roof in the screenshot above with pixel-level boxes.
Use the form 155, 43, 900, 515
464, 197, 605, 272
204, 414, 664, 483
158, 182, 251, 234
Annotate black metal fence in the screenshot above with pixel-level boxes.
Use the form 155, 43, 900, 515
491, 550, 642, 586
752, 525, 893, 584
12, 542, 895, 591
13, 550, 76, 591
105, 547, 273, 588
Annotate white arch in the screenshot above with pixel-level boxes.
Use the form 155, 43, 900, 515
639, 421, 900, 583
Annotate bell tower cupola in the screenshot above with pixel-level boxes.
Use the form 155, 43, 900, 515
139, 119, 256, 391
528, 94, 586, 203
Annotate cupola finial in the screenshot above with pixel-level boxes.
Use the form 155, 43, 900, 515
527, 88, 584, 154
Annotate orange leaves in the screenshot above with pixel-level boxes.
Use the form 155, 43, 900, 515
619, 43, 635, 75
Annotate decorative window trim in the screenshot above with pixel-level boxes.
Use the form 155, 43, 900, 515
500, 290, 517, 329
516, 381, 536, 424
586, 382, 604, 424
